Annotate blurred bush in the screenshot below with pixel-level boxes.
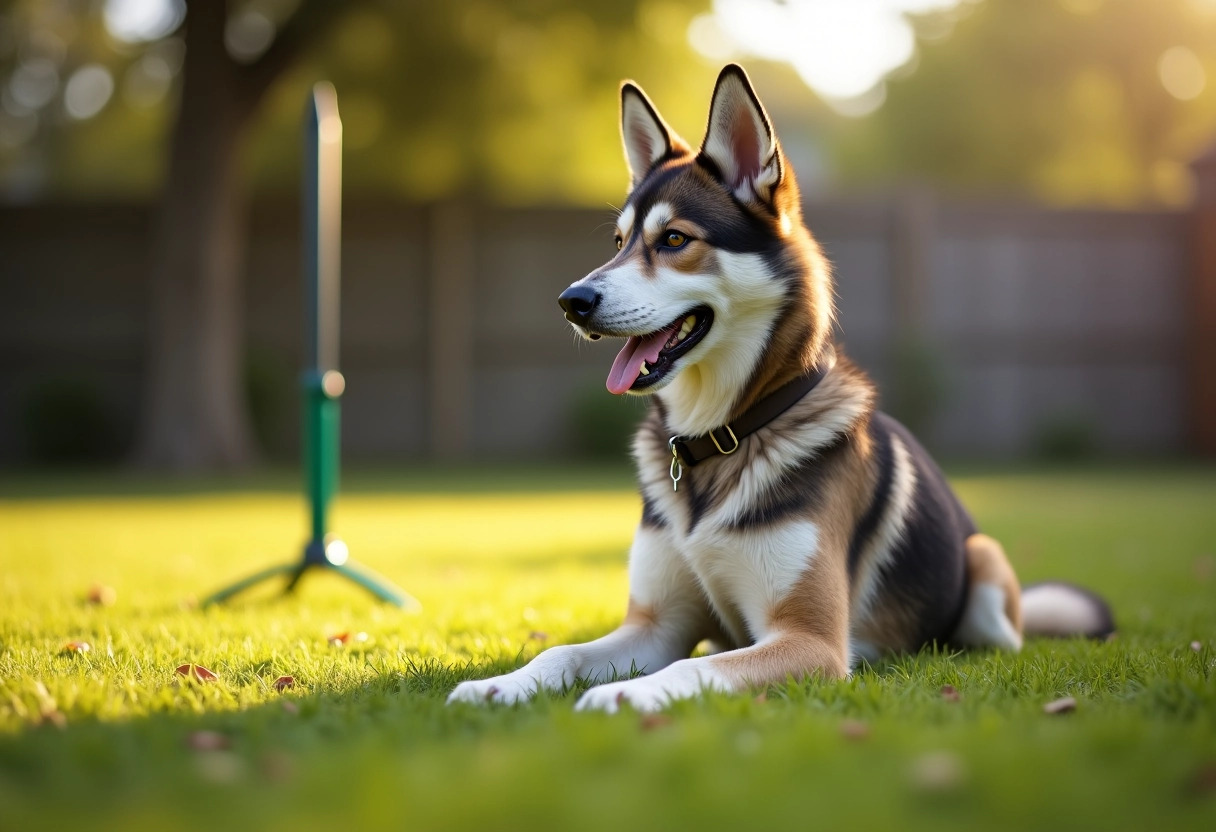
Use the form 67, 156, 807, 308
888, 336, 949, 439
1033, 412, 1098, 461
244, 347, 296, 460
567, 382, 647, 459
22, 378, 121, 464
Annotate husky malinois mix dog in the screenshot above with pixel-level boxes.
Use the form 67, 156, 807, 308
449, 64, 1113, 713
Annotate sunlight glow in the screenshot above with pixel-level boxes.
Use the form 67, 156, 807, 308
103, 0, 185, 44
689, 0, 963, 115
64, 64, 115, 120
1158, 46, 1206, 101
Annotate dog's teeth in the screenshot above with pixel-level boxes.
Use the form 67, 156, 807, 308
678, 320, 693, 339
639, 364, 650, 376
686, 315, 696, 328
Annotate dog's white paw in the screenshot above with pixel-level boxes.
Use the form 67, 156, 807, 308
447, 673, 540, 706
574, 661, 729, 714
575, 678, 669, 713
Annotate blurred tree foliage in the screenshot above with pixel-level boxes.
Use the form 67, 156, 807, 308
6, 1, 1213, 207
830, 0, 1216, 206
0, 0, 721, 205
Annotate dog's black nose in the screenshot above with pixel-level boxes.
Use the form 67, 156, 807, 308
558, 285, 600, 327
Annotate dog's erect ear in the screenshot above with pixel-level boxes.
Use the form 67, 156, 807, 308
699, 64, 783, 205
621, 82, 683, 187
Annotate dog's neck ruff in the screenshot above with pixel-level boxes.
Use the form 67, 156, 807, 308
665, 353, 836, 490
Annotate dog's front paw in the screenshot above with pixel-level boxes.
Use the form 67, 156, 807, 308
446, 673, 539, 706
574, 677, 671, 714
574, 661, 730, 714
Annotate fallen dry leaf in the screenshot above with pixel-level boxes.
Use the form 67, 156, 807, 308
528, 631, 549, 642
272, 675, 295, 692
61, 641, 91, 654
639, 714, 673, 732
326, 631, 369, 646
753, 692, 768, 704
187, 730, 230, 751
839, 720, 871, 741
176, 664, 219, 682
940, 684, 961, 702
259, 751, 295, 783
1043, 696, 1077, 715
910, 751, 965, 791
86, 584, 117, 606
39, 710, 67, 729
1193, 555, 1214, 581
281, 701, 300, 716
1191, 641, 1203, 652
32, 682, 66, 728
194, 751, 245, 784
1185, 762, 1216, 797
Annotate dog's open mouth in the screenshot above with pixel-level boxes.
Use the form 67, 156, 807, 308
601, 306, 714, 394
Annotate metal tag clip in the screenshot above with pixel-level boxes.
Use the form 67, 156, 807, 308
668, 437, 683, 492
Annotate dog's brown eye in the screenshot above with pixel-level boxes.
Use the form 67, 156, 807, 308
615, 236, 623, 251
664, 231, 688, 249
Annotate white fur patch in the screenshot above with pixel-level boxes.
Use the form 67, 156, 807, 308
657, 250, 787, 435
1020, 584, 1105, 638
617, 204, 635, 241
684, 520, 820, 645
643, 201, 673, 240
574, 657, 730, 713
850, 435, 917, 628
953, 582, 1023, 651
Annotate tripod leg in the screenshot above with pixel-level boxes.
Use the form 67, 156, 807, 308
330, 561, 421, 610
201, 563, 300, 607
282, 563, 310, 594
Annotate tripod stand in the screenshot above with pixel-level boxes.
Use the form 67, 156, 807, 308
202, 83, 417, 610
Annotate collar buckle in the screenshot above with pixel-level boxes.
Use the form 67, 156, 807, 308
708, 425, 739, 455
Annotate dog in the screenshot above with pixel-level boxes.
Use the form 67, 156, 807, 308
448, 64, 1114, 713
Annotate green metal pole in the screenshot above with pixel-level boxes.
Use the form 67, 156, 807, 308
300, 369, 343, 566
301, 82, 342, 565
201, 82, 417, 610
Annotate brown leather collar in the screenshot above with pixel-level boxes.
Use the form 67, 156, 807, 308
668, 357, 835, 470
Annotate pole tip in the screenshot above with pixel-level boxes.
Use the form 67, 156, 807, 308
308, 81, 342, 142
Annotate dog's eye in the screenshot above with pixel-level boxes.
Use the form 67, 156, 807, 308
663, 231, 688, 249
614, 236, 623, 251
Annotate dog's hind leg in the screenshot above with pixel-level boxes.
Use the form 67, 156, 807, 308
951, 533, 1024, 651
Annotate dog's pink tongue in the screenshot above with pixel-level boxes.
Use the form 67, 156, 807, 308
606, 328, 672, 395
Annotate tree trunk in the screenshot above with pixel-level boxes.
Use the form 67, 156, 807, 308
135, 1, 345, 470
136, 2, 259, 470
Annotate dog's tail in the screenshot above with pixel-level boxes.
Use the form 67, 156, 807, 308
1020, 581, 1116, 639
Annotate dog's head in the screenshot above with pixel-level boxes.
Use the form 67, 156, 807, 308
559, 64, 833, 435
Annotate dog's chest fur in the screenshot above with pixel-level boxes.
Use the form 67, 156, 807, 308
633, 369, 876, 648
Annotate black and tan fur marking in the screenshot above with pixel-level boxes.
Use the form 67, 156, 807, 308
449, 65, 1115, 712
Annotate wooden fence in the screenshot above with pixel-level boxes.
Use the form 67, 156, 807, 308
0, 192, 1204, 463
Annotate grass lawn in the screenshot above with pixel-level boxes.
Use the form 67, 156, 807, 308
0, 464, 1214, 831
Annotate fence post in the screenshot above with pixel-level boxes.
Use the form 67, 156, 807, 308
1190, 147, 1216, 456
427, 199, 475, 460
891, 185, 935, 344
887, 186, 941, 435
